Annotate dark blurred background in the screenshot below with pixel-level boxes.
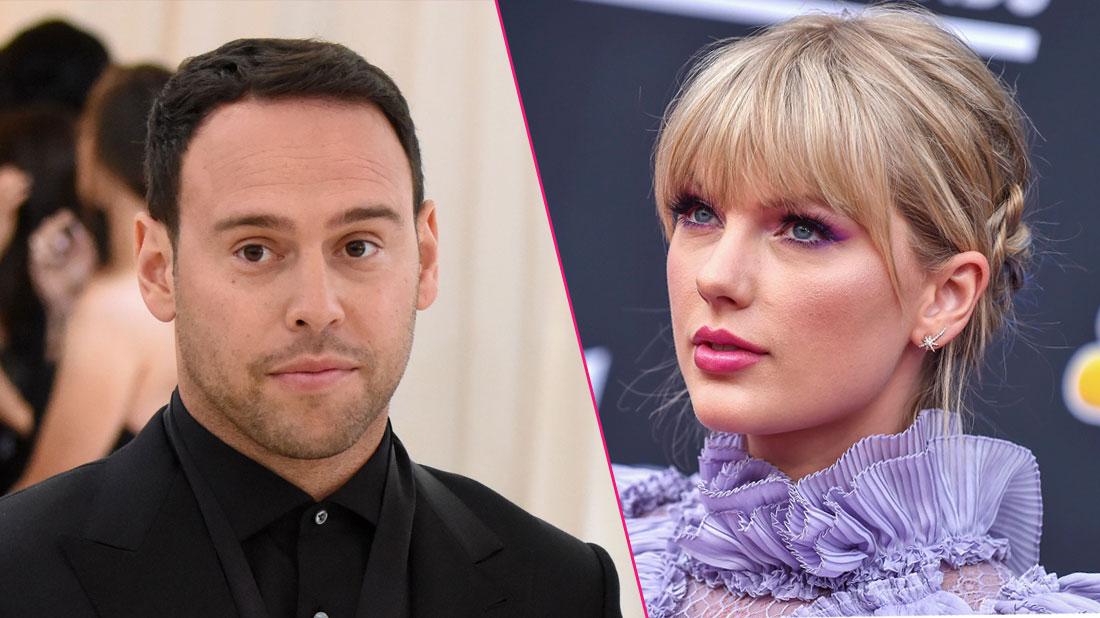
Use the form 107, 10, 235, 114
499, 0, 1100, 575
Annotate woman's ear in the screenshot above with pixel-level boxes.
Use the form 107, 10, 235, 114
911, 251, 990, 349
134, 212, 176, 322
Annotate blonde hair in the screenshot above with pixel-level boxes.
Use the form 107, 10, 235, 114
654, 6, 1032, 421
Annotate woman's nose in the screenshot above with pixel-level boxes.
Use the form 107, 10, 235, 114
694, 228, 756, 309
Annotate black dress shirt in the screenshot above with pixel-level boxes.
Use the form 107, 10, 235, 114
1, 390, 620, 617
172, 394, 391, 618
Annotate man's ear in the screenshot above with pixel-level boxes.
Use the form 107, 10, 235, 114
415, 199, 439, 311
135, 212, 177, 322
910, 251, 989, 349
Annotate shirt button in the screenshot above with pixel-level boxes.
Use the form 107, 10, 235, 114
314, 508, 328, 525
313, 612, 329, 618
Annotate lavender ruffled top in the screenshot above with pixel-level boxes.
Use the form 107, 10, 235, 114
617, 410, 1100, 616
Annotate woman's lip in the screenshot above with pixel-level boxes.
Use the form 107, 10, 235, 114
693, 342, 764, 374
691, 326, 767, 354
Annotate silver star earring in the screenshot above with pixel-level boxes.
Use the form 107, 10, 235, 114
920, 327, 948, 352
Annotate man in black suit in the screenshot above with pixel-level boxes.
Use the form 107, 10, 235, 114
0, 38, 621, 617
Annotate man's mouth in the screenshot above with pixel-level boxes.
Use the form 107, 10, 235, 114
268, 356, 360, 390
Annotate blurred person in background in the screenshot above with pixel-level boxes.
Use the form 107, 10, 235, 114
0, 18, 109, 491
11, 65, 174, 492
0, 108, 97, 492
0, 19, 109, 113
0, 18, 112, 260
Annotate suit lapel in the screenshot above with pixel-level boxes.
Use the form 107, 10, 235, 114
60, 410, 237, 618
57, 415, 516, 617
407, 462, 511, 616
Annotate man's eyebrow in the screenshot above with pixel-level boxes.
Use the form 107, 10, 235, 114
211, 206, 403, 234
213, 213, 296, 233
326, 205, 403, 228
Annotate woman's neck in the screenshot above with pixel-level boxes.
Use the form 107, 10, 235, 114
745, 408, 910, 481
744, 348, 925, 480
103, 190, 144, 275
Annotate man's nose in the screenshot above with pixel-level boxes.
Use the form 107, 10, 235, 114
285, 251, 345, 332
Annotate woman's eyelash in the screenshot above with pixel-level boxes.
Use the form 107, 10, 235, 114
668, 194, 841, 246
668, 193, 716, 225
778, 212, 839, 245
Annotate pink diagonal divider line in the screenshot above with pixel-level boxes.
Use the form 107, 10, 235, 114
492, 2, 649, 616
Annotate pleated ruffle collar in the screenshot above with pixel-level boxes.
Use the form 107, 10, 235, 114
673, 409, 1043, 601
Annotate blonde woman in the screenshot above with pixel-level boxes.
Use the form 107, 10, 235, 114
616, 7, 1100, 616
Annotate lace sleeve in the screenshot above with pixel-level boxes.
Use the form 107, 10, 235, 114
940, 561, 1012, 610
672, 579, 806, 617
668, 564, 1008, 617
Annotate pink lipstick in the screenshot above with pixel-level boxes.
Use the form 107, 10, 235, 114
692, 327, 766, 374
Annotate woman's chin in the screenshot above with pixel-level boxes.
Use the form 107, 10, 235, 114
690, 392, 766, 434
689, 391, 811, 436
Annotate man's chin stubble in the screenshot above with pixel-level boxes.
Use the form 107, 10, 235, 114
226, 388, 387, 460
249, 415, 381, 460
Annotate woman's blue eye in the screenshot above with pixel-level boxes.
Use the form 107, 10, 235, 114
780, 215, 835, 246
687, 206, 716, 226
791, 221, 816, 241
670, 195, 719, 228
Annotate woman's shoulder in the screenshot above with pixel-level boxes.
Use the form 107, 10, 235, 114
73, 273, 172, 342
74, 274, 144, 325
614, 464, 695, 518
959, 564, 1100, 615
764, 563, 1100, 616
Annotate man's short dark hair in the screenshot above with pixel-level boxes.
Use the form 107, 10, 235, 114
145, 38, 424, 241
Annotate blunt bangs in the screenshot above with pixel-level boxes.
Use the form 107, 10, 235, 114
654, 22, 914, 290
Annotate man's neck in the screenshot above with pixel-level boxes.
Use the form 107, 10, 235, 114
179, 390, 389, 501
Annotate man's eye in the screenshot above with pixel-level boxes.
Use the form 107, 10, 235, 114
235, 244, 272, 263
344, 240, 378, 258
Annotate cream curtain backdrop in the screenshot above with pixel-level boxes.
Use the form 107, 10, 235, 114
0, 1, 640, 614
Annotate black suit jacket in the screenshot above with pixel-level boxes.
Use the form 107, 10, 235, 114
0, 409, 621, 617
